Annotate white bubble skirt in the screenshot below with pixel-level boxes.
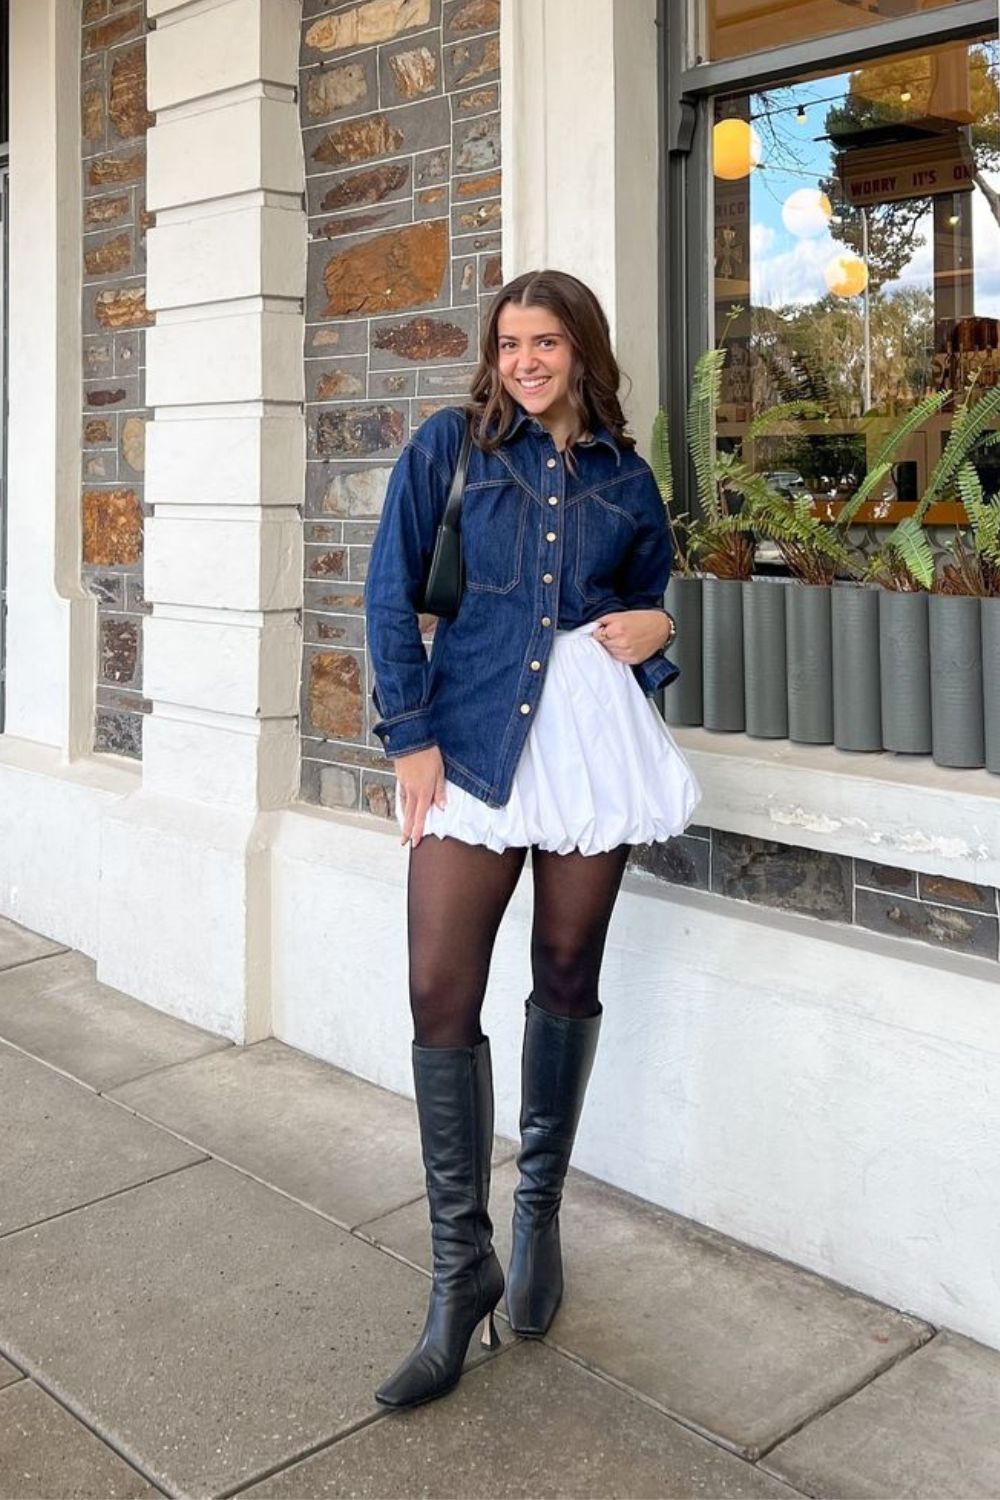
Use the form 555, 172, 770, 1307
395, 621, 702, 856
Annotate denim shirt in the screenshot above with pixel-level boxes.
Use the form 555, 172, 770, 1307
364, 405, 678, 809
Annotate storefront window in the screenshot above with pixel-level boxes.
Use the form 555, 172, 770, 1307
703, 0, 961, 65
711, 32, 1000, 521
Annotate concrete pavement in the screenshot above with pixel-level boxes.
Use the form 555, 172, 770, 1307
1, 915, 998, 1499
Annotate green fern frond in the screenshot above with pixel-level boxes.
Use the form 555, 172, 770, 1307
884, 516, 937, 591
651, 408, 672, 507
687, 348, 726, 523
836, 391, 949, 531
920, 383, 1000, 518
747, 401, 826, 440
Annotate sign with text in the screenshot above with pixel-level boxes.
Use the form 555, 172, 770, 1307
836, 135, 975, 206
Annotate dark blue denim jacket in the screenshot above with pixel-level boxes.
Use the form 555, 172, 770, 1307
364, 405, 678, 809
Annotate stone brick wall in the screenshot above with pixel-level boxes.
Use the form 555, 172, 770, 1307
299, 0, 501, 813
632, 831, 1000, 963
81, 0, 153, 759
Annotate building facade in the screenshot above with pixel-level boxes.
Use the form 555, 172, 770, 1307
2, 0, 1000, 1351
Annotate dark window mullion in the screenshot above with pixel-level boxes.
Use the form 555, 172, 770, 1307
680, 0, 997, 98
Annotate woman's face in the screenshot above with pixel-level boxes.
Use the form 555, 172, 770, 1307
496, 302, 575, 433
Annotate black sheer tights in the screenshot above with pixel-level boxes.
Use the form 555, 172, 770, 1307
407, 835, 630, 1048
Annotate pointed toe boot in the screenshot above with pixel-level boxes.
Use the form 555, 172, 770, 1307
506, 1000, 601, 1338
375, 1037, 503, 1409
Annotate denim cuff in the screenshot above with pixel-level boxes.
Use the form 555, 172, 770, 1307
632, 652, 679, 695
373, 707, 436, 757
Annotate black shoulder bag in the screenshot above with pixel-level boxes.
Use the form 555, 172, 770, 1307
419, 413, 473, 620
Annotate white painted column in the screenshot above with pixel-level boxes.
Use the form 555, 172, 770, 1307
98, 0, 306, 1040
500, 0, 660, 454
5, 0, 95, 754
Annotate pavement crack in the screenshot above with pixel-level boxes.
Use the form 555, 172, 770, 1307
0, 1157, 211, 1242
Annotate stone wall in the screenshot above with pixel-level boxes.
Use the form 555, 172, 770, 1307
633, 830, 1000, 963
80, 0, 153, 759
299, 0, 501, 813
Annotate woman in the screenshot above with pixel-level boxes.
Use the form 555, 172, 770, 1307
364, 269, 700, 1410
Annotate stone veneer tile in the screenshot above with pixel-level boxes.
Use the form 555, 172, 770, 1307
630, 835, 710, 891
918, 872, 998, 913
712, 832, 853, 922
443, 0, 499, 40
855, 859, 918, 897
302, 0, 442, 61
300, 51, 378, 124
855, 888, 999, 961
443, 32, 500, 89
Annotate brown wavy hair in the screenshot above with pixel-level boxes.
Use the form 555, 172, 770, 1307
467, 269, 635, 453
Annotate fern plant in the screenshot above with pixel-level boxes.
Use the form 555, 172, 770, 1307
856, 383, 1000, 592
680, 347, 825, 581
737, 401, 851, 585
651, 406, 695, 576
937, 461, 1000, 598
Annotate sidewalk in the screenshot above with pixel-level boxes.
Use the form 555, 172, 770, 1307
1, 916, 998, 1500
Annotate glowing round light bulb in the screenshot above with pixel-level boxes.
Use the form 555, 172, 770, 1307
713, 118, 762, 181
825, 253, 869, 298
781, 188, 833, 238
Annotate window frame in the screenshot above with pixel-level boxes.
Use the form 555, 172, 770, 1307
659, 0, 1000, 515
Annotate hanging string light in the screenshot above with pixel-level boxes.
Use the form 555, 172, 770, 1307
825, 252, 869, 298
712, 118, 762, 180
782, 188, 833, 237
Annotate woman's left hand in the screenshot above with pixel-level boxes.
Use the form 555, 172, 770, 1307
594, 609, 672, 665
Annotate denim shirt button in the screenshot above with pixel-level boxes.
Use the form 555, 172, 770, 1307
530, 660, 541, 671
546, 457, 557, 469
546, 531, 556, 542
541, 616, 552, 627
548, 496, 559, 506
542, 572, 554, 584
520, 703, 531, 715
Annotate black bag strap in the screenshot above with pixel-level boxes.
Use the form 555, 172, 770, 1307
440, 412, 473, 531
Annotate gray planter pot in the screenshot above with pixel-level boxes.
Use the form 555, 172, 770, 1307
984, 597, 1000, 775
878, 590, 931, 755
786, 583, 833, 745
832, 583, 882, 752
702, 576, 745, 733
742, 578, 787, 739
663, 574, 703, 727
929, 594, 984, 769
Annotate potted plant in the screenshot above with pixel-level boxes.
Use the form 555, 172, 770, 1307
651, 407, 702, 728
742, 441, 848, 746
683, 348, 755, 732
861, 383, 1000, 768
832, 392, 950, 754
935, 462, 1000, 773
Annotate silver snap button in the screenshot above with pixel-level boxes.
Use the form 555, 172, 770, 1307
520, 703, 531, 715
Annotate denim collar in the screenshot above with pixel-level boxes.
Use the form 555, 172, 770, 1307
504, 405, 623, 465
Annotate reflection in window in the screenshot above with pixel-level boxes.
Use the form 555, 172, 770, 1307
712, 34, 1000, 523
703, 0, 961, 65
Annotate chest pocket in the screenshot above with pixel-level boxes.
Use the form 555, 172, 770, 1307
463, 483, 529, 594
573, 495, 637, 603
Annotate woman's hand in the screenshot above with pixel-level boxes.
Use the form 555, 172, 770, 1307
594, 609, 672, 665
394, 745, 447, 848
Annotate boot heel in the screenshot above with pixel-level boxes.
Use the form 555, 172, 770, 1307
479, 1311, 501, 1350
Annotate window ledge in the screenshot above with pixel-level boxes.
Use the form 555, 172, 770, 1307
671, 727, 1000, 888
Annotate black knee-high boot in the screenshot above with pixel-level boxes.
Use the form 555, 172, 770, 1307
505, 999, 601, 1337
375, 1037, 504, 1408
